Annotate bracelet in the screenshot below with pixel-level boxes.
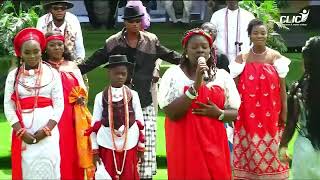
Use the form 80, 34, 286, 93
190, 85, 198, 96
16, 128, 26, 138
42, 126, 52, 136
185, 89, 196, 100
92, 149, 99, 155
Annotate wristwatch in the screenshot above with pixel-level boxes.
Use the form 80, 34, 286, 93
218, 110, 225, 121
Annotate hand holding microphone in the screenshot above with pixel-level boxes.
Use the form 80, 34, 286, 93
197, 57, 210, 81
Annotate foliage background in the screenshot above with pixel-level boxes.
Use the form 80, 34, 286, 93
239, 0, 289, 53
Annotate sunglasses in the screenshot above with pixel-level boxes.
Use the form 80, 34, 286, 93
52, 5, 68, 11
127, 19, 142, 24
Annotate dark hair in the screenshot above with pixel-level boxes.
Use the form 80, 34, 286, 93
247, 18, 265, 36
13, 57, 22, 87
303, 36, 320, 150
42, 31, 71, 61
181, 29, 216, 81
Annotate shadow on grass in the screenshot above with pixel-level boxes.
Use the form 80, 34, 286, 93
157, 155, 167, 168
0, 156, 10, 169
0, 155, 168, 169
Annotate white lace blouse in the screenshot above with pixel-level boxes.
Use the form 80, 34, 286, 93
4, 63, 64, 130
158, 65, 241, 110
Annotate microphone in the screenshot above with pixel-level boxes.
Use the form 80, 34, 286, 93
198, 57, 209, 81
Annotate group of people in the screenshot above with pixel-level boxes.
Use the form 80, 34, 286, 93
3, 0, 320, 180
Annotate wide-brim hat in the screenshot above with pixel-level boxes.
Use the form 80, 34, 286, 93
104, 55, 133, 68
122, 6, 144, 20
43, 0, 74, 10
13, 28, 46, 57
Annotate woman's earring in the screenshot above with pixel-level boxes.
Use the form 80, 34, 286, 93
208, 54, 211, 58
185, 54, 188, 58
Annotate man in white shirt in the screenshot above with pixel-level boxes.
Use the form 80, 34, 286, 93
37, 0, 85, 63
162, 0, 192, 24
210, 0, 255, 63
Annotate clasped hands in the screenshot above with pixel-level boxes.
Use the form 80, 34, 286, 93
20, 128, 49, 144
192, 98, 223, 119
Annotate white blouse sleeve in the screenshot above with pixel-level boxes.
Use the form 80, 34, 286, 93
4, 69, 19, 126
73, 68, 87, 91
274, 57, 291, 78
229, 61, 246, 78
222, 70, 241, 110
131, 90, 145, 147
158, 66, 184, 109
131, 90, 144, 125
91, 92, 103, 150
50, 70, 64, 122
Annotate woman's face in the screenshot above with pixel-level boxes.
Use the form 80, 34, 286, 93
46, 39, 64, 60
250, 25, 268, 46
21, 40, 42, 68
186, 35, 211, 66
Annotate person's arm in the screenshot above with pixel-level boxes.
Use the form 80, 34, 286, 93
91, 92, 103, 165
160, 61, 208, 120
73, 14, 86, 61
152, 59, 162, 83
273, 55, 291, 127
131, 90, 145, 161
4, 69, 36, 144
155, 38, 182, 65
229, 54, 245, 85
279, 78, 288, 125
78, 46, 109, 74
192, 69, 240, 122
280, 87, 299, 148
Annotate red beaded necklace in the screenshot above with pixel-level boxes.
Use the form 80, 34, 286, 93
15, 62, 43, 129
48, 59, 64, 69
108, 86, 130, 179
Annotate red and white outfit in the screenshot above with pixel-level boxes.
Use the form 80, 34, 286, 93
229, 57, 291, 179
4, 63, 64, 179
52, 62, 87, 180
158, 65, 241, 180
90, 85, 145, 180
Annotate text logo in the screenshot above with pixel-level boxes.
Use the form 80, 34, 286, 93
280, 9, 309, 26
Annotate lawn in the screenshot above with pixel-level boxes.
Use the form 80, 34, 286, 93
0, 23, 312, 179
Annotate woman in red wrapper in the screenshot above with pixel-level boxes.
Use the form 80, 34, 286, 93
4, 28, 64, 179
230, 19, 290, 179
158, 28, 241, 180
43, 31, 94, 180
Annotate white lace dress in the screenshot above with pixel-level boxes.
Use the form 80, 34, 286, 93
4, 63, 64, 179
292, 99, 320, 179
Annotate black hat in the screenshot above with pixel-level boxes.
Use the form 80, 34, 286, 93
43, 0, 74, 10
104, 55, 133, 68
122, 6, 144, 20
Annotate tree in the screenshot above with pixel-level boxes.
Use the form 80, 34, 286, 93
239, 0, 289, 53
0, 1, 40, 103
